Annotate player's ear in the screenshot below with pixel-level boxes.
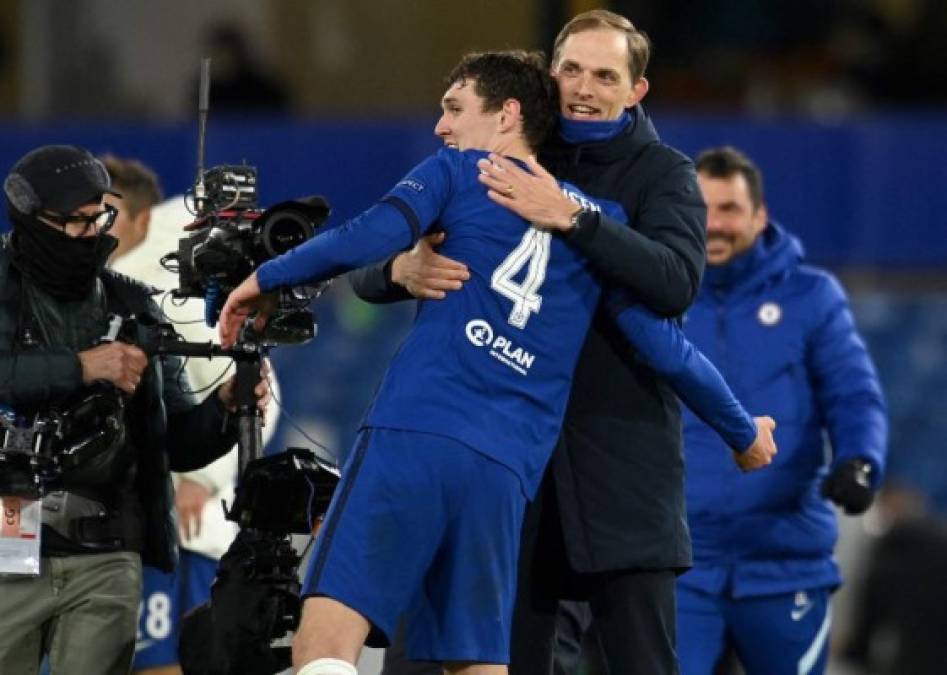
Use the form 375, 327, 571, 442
499, 98, 522, 133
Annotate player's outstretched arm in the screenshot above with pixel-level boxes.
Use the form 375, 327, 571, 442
255, 152, 459, 308
219, 200, 429, 347
606, 290, 776, 469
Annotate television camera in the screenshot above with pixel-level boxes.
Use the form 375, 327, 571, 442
160, 57, 330, 344
162, 164, 330, 344
164, 58, 341, 675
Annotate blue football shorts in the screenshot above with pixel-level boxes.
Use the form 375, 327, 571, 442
302, 427, 526, 664
133, 565, 180, 668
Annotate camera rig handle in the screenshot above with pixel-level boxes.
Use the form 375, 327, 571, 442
112, 311, 338, 500
231, 329, 265, 473
113, 313, 267, 473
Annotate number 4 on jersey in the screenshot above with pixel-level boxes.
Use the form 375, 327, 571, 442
491, 228, 552, 329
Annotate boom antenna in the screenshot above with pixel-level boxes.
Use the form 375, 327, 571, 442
195, 57, 212, 215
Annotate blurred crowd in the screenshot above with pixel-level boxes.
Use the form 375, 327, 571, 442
1, 1, 947, 120
611, 0, 947, 115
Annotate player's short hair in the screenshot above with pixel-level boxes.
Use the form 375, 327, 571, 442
99, 155, 163, 218
446, 50, 556, 152
552, 9, 651, 83
696, 146, 765, 210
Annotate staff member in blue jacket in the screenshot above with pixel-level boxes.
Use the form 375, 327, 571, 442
677, 146, 888, 675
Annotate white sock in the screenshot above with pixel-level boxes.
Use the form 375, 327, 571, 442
296, 658, 358, 675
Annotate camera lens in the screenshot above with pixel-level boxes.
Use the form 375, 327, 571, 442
259, 209, 315, 258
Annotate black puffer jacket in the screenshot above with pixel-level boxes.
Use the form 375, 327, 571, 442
348, 107, 706, 572
539, 107, 705, 572
0, 236, 238, 571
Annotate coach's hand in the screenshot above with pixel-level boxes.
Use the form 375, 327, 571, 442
391, 232, 469, 300
477, 154, 579, 232
78, 341, 148, 394
733, 416, 777, 472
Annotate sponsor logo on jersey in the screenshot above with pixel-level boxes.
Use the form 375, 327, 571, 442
466, 319, 493, 346
465, 319, 535, 375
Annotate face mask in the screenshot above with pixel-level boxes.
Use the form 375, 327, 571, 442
10, 214, 118, 301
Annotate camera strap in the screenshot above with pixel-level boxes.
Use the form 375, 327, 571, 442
70, 511, 143, 552
42, 490, 143, 553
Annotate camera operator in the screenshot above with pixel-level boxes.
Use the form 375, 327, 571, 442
0, 144, 268, 675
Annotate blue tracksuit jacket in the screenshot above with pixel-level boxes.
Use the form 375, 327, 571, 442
680, 223, 887, 597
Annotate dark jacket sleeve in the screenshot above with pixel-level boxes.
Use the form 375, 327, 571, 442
164, 392, 238, 472
0, 347, 84, 408
151, 297, 239, 472
346, 258, 413, 304
567, 161, 707, 317
0, 253, 84, 406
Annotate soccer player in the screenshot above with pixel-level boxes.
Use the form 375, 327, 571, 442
219, 51, 776, 675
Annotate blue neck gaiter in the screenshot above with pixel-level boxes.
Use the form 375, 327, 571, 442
558, 109, 634, 144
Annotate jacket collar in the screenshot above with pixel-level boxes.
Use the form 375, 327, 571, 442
702, 222, 804, 295
541, 105, 659, 167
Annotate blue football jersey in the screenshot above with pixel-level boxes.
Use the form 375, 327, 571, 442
359, 149, 621, 496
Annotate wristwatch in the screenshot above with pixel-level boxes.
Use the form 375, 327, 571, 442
566, 206, 597, 239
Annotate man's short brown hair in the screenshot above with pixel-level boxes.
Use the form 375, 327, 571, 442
552, 9, 651, 83
446, 50, 556, 152
100, 155, 163, 218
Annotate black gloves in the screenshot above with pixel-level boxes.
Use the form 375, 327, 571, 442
822, 458, 874, 515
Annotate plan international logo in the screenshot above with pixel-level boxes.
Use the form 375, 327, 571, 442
465, 319, 535, 375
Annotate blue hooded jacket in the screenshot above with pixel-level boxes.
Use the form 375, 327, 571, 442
680, 223, 887, 597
